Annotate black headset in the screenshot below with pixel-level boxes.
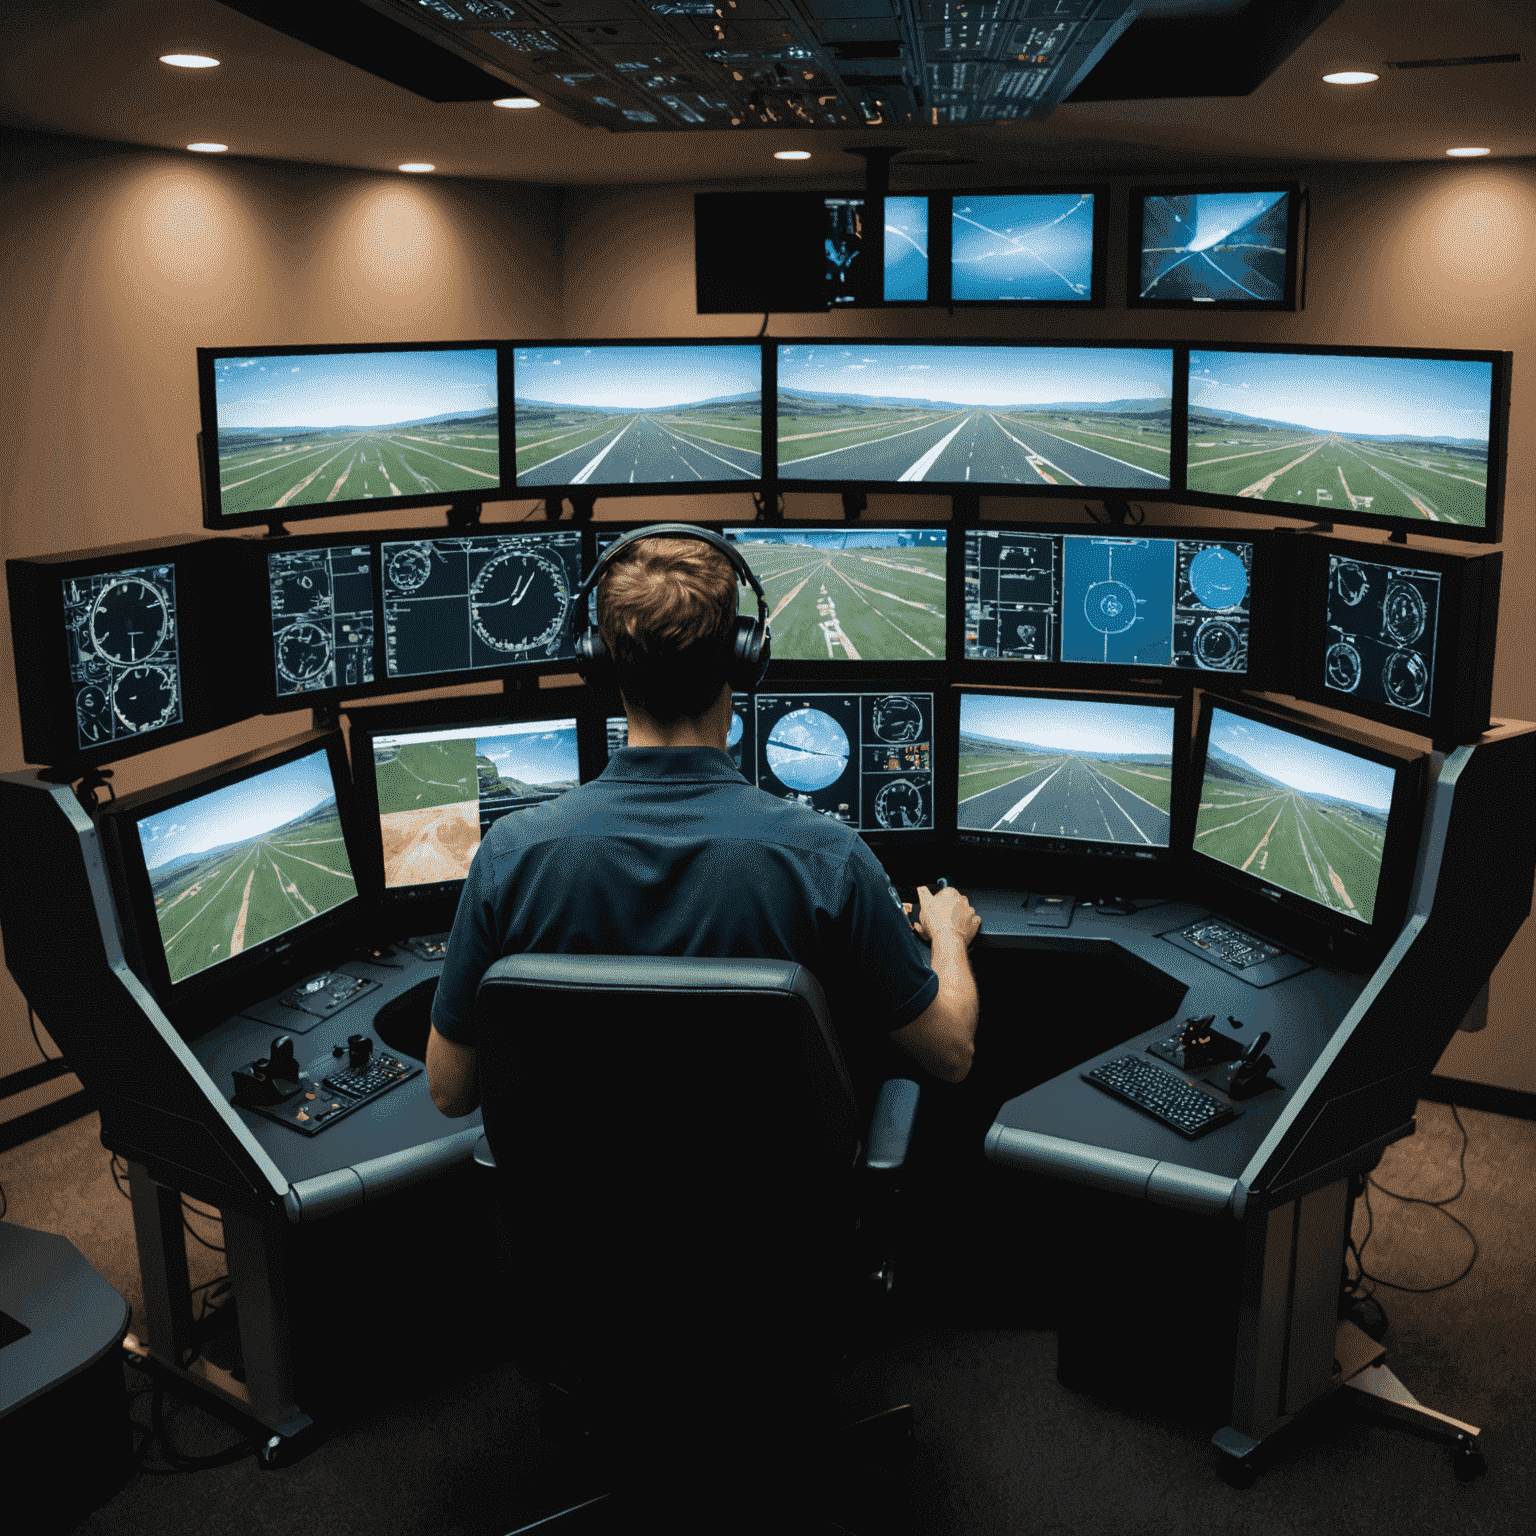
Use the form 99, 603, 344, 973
568, 523, 771, 692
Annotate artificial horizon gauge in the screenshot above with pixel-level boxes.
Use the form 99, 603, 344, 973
874, 778, 928, 830
89, 575, 172, 664
1186, 545, 1249, 610
1382, 582, 1427, 646
469, 546, 571, 656
387, 546, 433, 593
871, 694, 924, 744
1383, 649, 1429, 709
276, 620, 333, 686
1326, 641, 1363, 693
112, 664, 178, 732
1194, 620, 1244, 670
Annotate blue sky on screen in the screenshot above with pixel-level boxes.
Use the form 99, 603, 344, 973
726, 528, 944, 551
1209, 709, 1394, 810
778, 345, 1172, 406
884, 195, 929, 302
1188, 351, 1491, 442
378, 720, 579, 786
215, 349, 497, 429
1149, 191, 1286, 253
137, 750, 338, 869
514, 345, 761, 409
951, 193, 1094, 299
960, 694, 1174, 756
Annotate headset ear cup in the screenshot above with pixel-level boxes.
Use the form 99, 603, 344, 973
728, 616, 769, 692
577, 627, 608, 686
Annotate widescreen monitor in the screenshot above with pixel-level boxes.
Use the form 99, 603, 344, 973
948, 189, 1105, 305
954, 689, 1180, 861
719, 526, 946, 666
1189, 697, 1426, 960
1129, 185, 1300, 309
265, 540, 375, 701
774, 343, 1173, 492
103, 732, 364, 1018
380, 527, 584, 685
198, 342, 507, 530
961, 526, 1266, 683
1183, 345, 1510, 542
512, 342, 763, 494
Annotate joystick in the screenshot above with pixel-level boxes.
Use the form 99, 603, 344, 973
1147, 1014, 1242, 1073
347, 1034, 373, 1070
1205, 1032, 1278, 1100
232, 1035, 304, 1107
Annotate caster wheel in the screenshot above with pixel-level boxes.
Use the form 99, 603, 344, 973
1452, 1440, 1487, 1482
259, 1423, 322, 1469
1217, 1457, 1258, 1489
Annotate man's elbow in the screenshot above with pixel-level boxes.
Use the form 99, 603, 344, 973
431, 1085, 479, 1117
933, 1039, 974, 1084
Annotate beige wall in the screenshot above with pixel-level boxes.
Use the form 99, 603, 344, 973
2, 133, 1531, 1111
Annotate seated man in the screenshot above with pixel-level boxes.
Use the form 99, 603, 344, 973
425, 526, 981, 1119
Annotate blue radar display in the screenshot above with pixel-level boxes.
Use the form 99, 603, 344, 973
1188, 546, 1248, 610
765, 708, 850, 792
1061, 538, 1175, 665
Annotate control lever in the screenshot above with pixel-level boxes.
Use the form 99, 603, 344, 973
1205, 1031, 1278, 1100
347, 1034, 373, 1070
232, 1035, 304, 1107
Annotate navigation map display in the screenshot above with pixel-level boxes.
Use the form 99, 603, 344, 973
65, 563, 184, 752
1195, 706, 1393, 924
369, 716, 579, 892
776, 345, 1172, 488
884, 196, 929, 302
721, 528, 946, 662
754, 692, 933, 832
964, 529, 1253, 673
1324, 554, 1441, 719
513, 344, 762, 488
266, 544, 374, 698
957, 693, 1174, 849
1135, 189, 1293, 305
381, 529, 582, 681
206, 346, 500, 521
1185, 349, 1496, 531
135, 747, 357, 987
950, 192, 1097, 302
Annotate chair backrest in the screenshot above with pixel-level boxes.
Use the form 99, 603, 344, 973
472, 954, 864, 1393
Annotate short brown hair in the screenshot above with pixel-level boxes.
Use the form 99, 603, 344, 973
597, 535, 740, 722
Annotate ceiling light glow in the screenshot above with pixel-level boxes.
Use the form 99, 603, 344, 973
399, 162, 436, 172
1322, 70, 1378, 84
774, 150, 812, 160
187, 143, 228, 153
1447, 147, 1491, 157
161, 53, 220, 69
493, 97, 541, 109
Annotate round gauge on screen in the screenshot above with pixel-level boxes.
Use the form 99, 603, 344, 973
470, 547, 571, 655
75, 684, 111, 745
387, 547, 433, 594
874, 778, 928, 830
1325, 642, 1362, 693
1382, 583, 1427, 646
1083, 579, 1138, 635
1333, 562, 1370, 607
1193, 620, 1243, 671
766, 708, 849, 793
1383, 650, 1429, 710
89, 575, 172, 665
871, 695, 924, 744
274, 569, 328, 615
1188, 546, 1248, 611
112, 665, 179, 732
276, 621, 334, 686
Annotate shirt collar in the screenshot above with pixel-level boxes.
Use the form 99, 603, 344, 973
600, 746, 746, 783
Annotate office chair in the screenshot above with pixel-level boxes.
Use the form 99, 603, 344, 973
470, 953, 922, 1533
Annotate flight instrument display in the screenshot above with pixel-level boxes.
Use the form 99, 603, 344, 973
1324, 555, 1441, 718
266, 544, 375, 697
382, 530, 583, 680
753, 692, 933, 833
964, 529, 1253, 672
65, 564, 185, 751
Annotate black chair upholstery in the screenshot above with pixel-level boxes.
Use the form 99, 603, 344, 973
471, 953, 918, 1520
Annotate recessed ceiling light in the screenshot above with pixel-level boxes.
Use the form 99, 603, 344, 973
774, 150, 812, 160
161, 54, 220, 69
1322, 70, 1378, 84
399, 162, 436, 173
1446, 146, 1491, 157
493, 97, 541, 109
187, 143, 228, 153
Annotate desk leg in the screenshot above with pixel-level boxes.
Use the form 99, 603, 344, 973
220, 1205, 306, 1435
127, 1162, 195, 1369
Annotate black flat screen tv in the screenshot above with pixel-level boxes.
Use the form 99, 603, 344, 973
1129, 184, 1301, 310
947, 187, 1107, 306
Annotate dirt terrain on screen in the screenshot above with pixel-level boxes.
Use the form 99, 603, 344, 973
382, 802, 479, 887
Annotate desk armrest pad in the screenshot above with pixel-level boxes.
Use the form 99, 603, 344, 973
865, 1078, 921, 1171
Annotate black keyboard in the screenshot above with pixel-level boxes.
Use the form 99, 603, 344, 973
323, 1053, 416, 1100
1082, 1054, 1241, 1138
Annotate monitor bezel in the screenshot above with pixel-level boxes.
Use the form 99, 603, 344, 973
1180, 341, 1511, 544
1126, 182, 1303, 312
770, 337, 1183, 498
346, 687, 593, 928
510, 337, 767, 500
100, 729, 366, 1031
197, 340, 512, 531
950, 520, 1282, 694
943, 184, 1110, 308
1184, 692, 1428, 968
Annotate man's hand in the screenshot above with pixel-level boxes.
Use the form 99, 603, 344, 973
891, 884, 981, 1083
904, 885, 981, 949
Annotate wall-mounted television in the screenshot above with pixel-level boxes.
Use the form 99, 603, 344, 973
695, 192, 873, 313
1129, 184, 1301, 310
947, 187, 1107, 306
198, 342, 508, 530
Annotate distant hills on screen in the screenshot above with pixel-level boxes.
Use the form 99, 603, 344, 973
781, 388, 1170, 414
961, 730, 1167, 765
219, 408, 498, 440
1187, 406, 1484, 449
514, 391, 759, 413
1205, 742, 1386, 819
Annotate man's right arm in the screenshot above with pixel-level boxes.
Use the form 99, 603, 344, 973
889, 885, 981, 1083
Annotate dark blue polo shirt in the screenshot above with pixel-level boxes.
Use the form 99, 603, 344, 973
432, 746, 939, 1085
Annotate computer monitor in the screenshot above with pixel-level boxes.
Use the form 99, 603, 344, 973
379, 527, 585, 686
6, 537, 256, 770
1129, 184, 1301, 309
695, 193, 873, 313
197, 342, 507, 530
349, 700, 582, 910
263, 537, 376, 702
1183, 344, 1511, 542
773, 343, 1173, 492
1188, 696, 1426, 963
947, 188, 1107, 305
960, 525, 1273, 686
883, 195, 932, 303
953, 688, 1186, 869
101, 731, 364, 1023
512, 341, 763, 494
719, 525, 947, 669
1283, 535, 1501, 743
